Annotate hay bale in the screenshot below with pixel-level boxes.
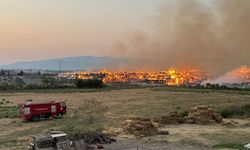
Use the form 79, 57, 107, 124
184, 106, 223, 124
158, 111, 180, 125
128, 116, 151, 122
212, 113, 223, 123
122, 117, 158, 137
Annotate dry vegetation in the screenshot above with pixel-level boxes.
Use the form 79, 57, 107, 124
0, 87, 250, 149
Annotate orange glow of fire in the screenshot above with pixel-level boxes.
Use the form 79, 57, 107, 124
59, 67, 209, 86
232, 66, 250, 82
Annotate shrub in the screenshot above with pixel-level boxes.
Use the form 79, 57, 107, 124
179, 110, 189, 118
212, 143, 245, 149
17, 71, 24, 76
71, 99, 106, 123
0, 84, 8, 91
220, 103, 250, 118
15, 78, 25, 86
62, 99, 106, 135
75, 79, 103, 89
0, 106, 18, 119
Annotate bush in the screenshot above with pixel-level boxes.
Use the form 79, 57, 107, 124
62, 99, 106, 135
179, 110, 189, 118
220, 103, 250, 118
0, 106, 18, 119
75, 79, 103, 89
0, 84, 8, 91
212, 143, 245, 149
15, 78, 25, 86
71, 99, 106, 123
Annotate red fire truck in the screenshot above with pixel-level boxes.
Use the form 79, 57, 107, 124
18, 101, 67, 122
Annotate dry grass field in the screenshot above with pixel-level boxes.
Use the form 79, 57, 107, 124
0, 87, 250, 149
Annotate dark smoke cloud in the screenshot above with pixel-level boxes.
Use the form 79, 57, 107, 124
114, 0, 250, 75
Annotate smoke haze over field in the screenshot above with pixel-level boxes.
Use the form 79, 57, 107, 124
1, 0, 250, 76
115, 0, 250, 75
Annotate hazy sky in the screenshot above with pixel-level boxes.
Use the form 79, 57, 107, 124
0, 0, 162, 64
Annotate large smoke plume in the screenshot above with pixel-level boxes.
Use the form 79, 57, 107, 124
114, 0, 250, 76
203, 66, 250, 85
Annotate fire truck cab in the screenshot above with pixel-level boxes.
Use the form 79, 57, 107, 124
18, 101, 67, 122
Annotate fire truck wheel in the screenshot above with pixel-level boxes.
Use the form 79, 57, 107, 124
31, 115, 40, 122
56, 113, 63, 119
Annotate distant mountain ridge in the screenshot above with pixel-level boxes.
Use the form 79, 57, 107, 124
1, 56, 133, 71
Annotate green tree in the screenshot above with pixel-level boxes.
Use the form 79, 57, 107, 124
0, 70, 5, 76
15, 78, 25, 87
17, 71, 24, 76
75, 79, 103, 88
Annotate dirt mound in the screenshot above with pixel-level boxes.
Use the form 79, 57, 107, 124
122, 117, 158, 137
184, 106, 223, 125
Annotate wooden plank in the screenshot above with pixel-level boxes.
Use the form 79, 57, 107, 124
56, 141, 71, 150
74, 140, 87, 150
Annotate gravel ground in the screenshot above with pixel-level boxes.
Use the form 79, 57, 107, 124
105, 139, 211, 150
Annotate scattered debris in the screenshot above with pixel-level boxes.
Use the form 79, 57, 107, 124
29, 131, 70, 150
74, 139, 87, 150
122, 116, 158, 137
29, 131, 116, 150
184, 106, 223, 125
244, 143, 250, 149
70, 132, 116, 145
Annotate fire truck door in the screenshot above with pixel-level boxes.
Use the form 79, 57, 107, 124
51, 105, 56, 113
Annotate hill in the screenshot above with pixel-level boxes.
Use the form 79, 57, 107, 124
1, 56, 133, 71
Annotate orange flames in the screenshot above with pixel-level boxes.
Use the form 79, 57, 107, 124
58, 66, 250, 86
59, 68, 208, 86
204, 66, 250, 85
237, 66, 250, 82
166, 68, 208, 86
